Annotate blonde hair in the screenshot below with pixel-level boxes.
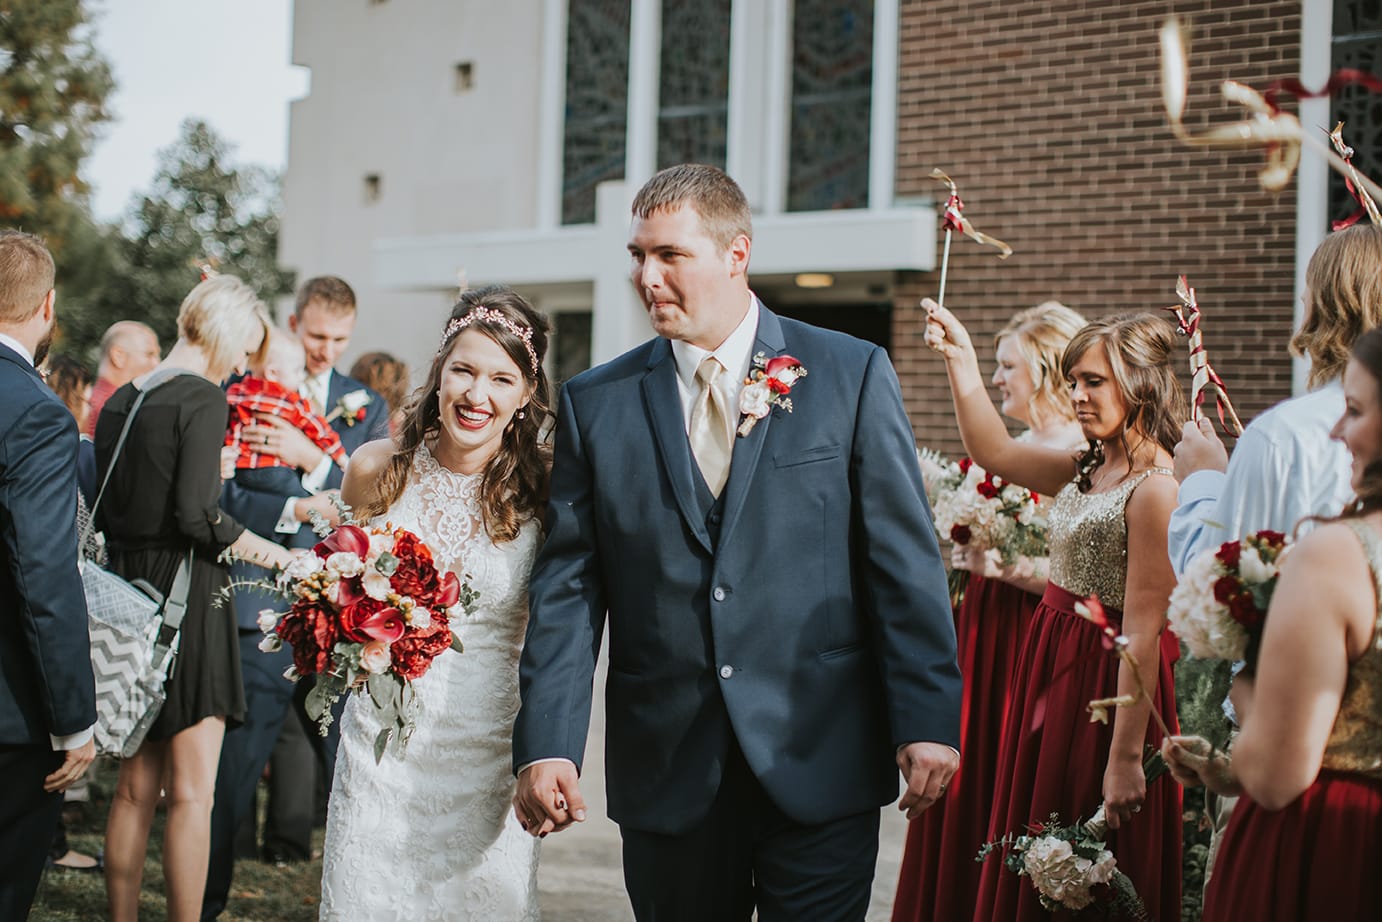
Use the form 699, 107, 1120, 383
631, 164, 752, 252
177, 275, 271, 381
0, 230, 54, 325
1292, 224, 1382, 388
995, 301, 1086, 427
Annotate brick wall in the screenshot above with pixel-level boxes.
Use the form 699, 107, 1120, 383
893, 0, 1302, 455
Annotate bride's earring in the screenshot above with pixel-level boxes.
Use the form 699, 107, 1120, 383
516, 409, 526, 420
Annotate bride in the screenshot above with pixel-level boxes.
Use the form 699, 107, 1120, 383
319, 286, 552, 921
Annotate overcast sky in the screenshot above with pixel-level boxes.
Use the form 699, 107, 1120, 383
84, 0, 308, 221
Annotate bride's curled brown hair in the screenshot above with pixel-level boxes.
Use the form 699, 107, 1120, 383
363, 285, 552, 541
1334, 327, 1382, 521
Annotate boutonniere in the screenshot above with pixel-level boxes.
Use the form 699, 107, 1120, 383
737, 353, 807, 436
325, 389, 373, 426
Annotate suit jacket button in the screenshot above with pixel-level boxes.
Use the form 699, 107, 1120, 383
719, 665, 733, 679
712, 587, 726, 602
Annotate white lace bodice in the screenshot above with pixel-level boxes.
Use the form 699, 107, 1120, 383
320, 444, 541, 921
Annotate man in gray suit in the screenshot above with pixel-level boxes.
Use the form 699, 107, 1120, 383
514, 165, 962, 921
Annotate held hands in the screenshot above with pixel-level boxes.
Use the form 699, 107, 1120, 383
921, 298, 976, 363
243, 414, 327, 473
1172, 417, 1229, 482
514, 760, 587, 838
44, 739, 95, 793
896, 741, 959, 821
1161, 735, 1243, 798
1101, 753, 1147, 830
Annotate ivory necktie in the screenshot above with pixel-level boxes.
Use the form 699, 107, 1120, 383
689, 356, 732, 497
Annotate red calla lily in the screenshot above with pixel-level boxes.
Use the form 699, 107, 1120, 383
358, 606, 406, 644
764, 355, 802, 377
314, 524, 371, 560
437, 571, 460, 609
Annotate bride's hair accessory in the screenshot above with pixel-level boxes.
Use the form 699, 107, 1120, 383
437, 306, 539, 374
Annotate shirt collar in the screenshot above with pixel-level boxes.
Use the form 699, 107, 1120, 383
0, 332, 34, 367
670, 295, 759, 388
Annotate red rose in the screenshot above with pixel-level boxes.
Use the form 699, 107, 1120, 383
950, 524, 972, 545
314, 524, 371, 561
1257, 529, 1286, 546
1215, 540, 1242, 570
1030, 494, 1040, 505
766, 378, 790, 395
958, 457, 973, 474
1212, 576, 1240, 605
355, 407, 367, 422
976, 480, 1000, 499
339, 597, 387, 643
1228, 593, 1264, 628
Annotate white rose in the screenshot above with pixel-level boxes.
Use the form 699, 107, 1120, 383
281, 552, 324, 583
258, 634, 283, 653
341, 389, 372, 413
326, 551, 365, 579
360, 640, 392, 675
366, 532, 395, 565
407, 607, 433, 630
1000, 484, 1027, 506
1237, 546, 1274, 585
362, 568, 393, 601
739, 381, 772, 419
257, 610, 279, 633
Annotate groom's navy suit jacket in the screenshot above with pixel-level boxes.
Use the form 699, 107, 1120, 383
0, 342, 95, 746
515, 306, 961, 835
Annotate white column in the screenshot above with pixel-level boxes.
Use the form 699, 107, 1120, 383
1294, 0, 1332, 395
536, 0, 569, 230
761, 0, 793, 215
590, 180, 649, 363
868, 0, 898, 210
625, 0, 662, 191
725, 0, 759, 205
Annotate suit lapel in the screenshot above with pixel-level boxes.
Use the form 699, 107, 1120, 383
718, 306, 787, 545
641, 339, 714, 554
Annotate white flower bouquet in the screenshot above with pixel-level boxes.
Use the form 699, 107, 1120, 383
1166, 529, 1289, 666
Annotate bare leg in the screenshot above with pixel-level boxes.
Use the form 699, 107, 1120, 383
162, 717, 226, 922
105, 741, 169, 922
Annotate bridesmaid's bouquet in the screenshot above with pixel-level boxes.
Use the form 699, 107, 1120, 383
256, 523, 477, 761
918, 448, 1047, 602
1166, 529, 1289, 667
976, 751, 1165, 919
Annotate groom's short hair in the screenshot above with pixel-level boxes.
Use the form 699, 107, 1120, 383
632, 164, 752, 252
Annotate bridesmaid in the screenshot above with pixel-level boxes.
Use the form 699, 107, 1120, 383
892, 302, 1085, 922
925, 301, 1183, 922
1165, 327, 1382, 920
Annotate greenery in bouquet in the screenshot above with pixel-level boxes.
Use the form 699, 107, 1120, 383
225, 509, 478, 762
1166, 529, 1289, 671
918, 448, 1048, 604
977, 751, 1166, 919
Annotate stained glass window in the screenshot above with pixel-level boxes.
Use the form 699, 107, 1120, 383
787, 0, 873, 212
1329, 0, 1382, 227
656, 0, 731, 170
562, 0, 632, 225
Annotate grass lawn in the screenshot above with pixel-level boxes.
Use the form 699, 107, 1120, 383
31, 758, 322, 922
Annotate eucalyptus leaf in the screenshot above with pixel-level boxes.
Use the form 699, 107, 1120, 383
450, 631, 464, 653
367, 672, 393, 710
373, 727, 392, 764
305, 682, 330, 721
374, 551, 399, 576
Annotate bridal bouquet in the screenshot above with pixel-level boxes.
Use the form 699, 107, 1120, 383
256, 523, 477, 761
918, 448, 1047, 602
1166, 529, 1289, 666
977, 752, 1165, 919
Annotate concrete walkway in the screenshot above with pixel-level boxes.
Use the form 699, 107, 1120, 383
536, 653, 911, 921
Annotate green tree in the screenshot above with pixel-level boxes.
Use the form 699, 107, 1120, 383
59, 119, 295, 361
0, 0, 112, 243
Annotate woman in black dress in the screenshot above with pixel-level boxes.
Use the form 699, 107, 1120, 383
95, 275, 297, 922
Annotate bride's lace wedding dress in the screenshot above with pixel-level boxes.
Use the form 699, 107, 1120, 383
319, 445, 541, 921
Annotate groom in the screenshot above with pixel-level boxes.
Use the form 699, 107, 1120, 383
513, 165, 962, 920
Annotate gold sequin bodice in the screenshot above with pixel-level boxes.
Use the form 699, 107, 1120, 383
1320, 520, 1382, 781
1046, 468, 1173, 612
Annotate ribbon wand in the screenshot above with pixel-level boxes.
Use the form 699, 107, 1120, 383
928, 169, 1012, 308
1163, 276, 1244, 436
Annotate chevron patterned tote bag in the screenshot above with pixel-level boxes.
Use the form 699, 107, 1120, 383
82, 562, 170, 757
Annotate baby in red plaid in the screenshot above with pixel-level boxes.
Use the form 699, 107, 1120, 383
226, 331, 347, 470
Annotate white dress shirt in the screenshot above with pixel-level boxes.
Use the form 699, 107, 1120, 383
669, 295, 759, 434
1168, 381, 1353, 575
1, 332, 97, 751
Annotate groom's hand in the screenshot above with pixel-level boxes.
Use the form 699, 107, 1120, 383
896, 742, 959, 821
514, 760, 586, 838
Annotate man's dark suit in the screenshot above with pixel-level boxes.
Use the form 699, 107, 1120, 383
203, 370, 387, 919
0, 342, 95, 918
514, 307, 961, 918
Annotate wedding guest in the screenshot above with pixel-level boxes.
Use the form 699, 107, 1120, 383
349, 351, 410, 437
926, 302, 1183, 921
893, 302, 1085, 921
0, 229, 96, 920
95, 275, 297, 922
84, 320, 160, 437
45, 353, 98, 505
1164, 326, 1382, 921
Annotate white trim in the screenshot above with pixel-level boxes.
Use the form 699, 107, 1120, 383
625, 0, 662, 190
725, 0, 756, 203
761, 0, 793, 215
536, 0, 568, 230
868, 0, 898, 210
1295, 0, 1332, 395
